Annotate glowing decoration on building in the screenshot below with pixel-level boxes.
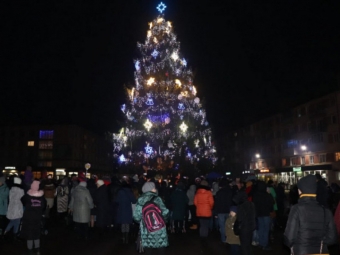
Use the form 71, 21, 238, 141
171, 52, 179, 61
147, 77, 155, 86
144, 119, 153, 131
178, 103, 185, 110
144, 143, 153, 154
182, 58, 187, 67
179, 122, 188, 132
146, 97, 154, 106
175, 79, 181, 87
135, 61, 140, 71
151, 50, 159, 59
156, 2, 167, 13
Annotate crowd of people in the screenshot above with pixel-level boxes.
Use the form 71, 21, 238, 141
0, 168, 340, 255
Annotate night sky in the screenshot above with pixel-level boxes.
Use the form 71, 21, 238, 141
2, 1, 340, 139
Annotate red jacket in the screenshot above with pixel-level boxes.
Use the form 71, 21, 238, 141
194, 186, 214, 217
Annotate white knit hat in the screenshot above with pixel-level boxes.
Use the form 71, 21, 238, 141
97, 179, 104, 187
14, 177, 22, 185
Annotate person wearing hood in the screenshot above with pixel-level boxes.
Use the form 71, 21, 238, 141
133, 181, 169, 250
171, 182, 189, 233
114, 179, 136, 244
233, 190, 256, 255
187, 184, 197, 229
20, 180, 47, 255
68, 179, 94, 240
252, 181, 274, 250
194, 180, 214, 240
284, 175, 337, 255
0, 175, 9, 239
4, 177, 24, 240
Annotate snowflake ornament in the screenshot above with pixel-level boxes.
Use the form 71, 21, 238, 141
151, 49, 159, 59
156, 2, 167, 13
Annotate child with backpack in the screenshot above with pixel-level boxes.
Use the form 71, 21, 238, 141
133, 182, 169, 251
225, 206, 240, 255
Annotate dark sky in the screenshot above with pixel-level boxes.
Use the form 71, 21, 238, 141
2, 1, 340, 137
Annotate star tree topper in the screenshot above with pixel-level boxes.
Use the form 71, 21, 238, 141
156, 2, 167, 13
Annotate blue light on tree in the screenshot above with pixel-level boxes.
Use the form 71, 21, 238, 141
146, 97, 154, 106
151, 49, 159, 59
156, 2, 167, 13
144, 143, 153, 154
178, 103, 185, 110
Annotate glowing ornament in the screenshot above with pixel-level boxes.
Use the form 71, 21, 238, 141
175, 69, 181, 75
175, 79, 181, 87
156, 2, 167, 13
157, 18, 164, 23
164, 117, 170, 124
147, 30, 152, 38
182, 58, 187, 67
119, 154, 126, 162
171, 52, 179, 61
178, 94, 183, 100
121, 104, 126, 112
151, 50, 159, 59
153, 37, 158, 44
146, 97, 154, 106
181, 91, 188, 97
144, 143, 153, 154
149, 22, 153, 29
147, 77, 155, 86
194, 139, 200, 147
194, 97, 200, 104
167, 21, 172, 27
179, 122, 188, 132
144, 119, 153, 131
192, 86, 197, 95
134, 61, 140, 71
178, 103, 185, 110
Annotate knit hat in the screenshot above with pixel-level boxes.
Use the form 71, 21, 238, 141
142, 182, 155, 193
97, 180, 104, 187
230, 206, 238, 213
200, 180, 209, 187
78, 172, 86, 182
30, 180, 40, 192
14, 177, 22, 185
297, 174, 317, 194
0, 176, 5, 184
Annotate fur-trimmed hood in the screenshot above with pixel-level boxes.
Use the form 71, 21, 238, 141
27, 189, 44, 197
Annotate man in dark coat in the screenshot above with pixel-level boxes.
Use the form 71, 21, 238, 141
214, 178, 232, 242
94, 180, 111, 234
252, 181, 274, 250
316, 173, 329, 208
170, 182, 189, 233
233, 191, 256, 255
284, 175, 337, 255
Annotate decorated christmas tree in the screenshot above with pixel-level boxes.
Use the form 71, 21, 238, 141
114, 3, 217, 169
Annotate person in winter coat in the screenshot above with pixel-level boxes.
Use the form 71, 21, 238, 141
68, 180, 94, 240
94, 180, 111, 234
284, 175, 337, 255
334, 201, 340, 246
56, 177, 69, 223
194, 180, 214, 240
170, 182, 189, 233
252, 181, 274, 250
187, 184, 197, 229
233, 190, 256, 255
0, 176, 9, 239
4, 177, 24, 239
225, 206, 241, 255
133, 182, 169, 249
316, 173, 329, 208
115, 180, 136, 243
20, 180, 46, 255
43, 177, 56, 218
214, 178, 233, 242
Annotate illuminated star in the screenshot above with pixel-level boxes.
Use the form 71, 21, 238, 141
144, 119, 153, 131
180, 122, 188, 132
147, 77, 155, 86
171, 52, 179, 61
151, 50, 159, 59
156, 2, 167, 13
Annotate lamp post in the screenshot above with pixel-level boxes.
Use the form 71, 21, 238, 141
301, 145, 307, 151
255, 153, 260, 159
85, 163, 91, 178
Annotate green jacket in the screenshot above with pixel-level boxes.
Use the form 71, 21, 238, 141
133, 191, 169, 248
225, 215, 240, 245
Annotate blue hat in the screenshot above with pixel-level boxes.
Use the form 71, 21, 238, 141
230, 206, 237, 213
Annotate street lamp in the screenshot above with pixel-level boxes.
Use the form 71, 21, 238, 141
255, 154, 260, 159
301, 145, 307, 151
85, 163, 91, 178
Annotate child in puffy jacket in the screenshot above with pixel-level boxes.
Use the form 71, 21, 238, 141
225, 206, 240, 255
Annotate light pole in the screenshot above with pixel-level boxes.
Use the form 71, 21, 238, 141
85, 163, 91, 178
255, 153, 260, 159
301, 145, 307, 151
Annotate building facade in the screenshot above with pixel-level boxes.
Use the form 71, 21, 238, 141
226, 91, 340, 188
0, 124, 113, 179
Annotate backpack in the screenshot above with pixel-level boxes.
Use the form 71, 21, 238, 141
142, 196, 166, 233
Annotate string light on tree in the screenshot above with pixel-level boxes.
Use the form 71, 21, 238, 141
151, 50, 159, 59
171, 52, 179, 61
179, 122, 188, 132
144, 143, 153, 154
144, 119, 153, 131
147, 77, 155, 86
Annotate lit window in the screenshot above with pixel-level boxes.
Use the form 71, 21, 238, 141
39, 130, 54, 139
39, 141, 53, 149
336, 152, 340, 161
27, 141, 34, 147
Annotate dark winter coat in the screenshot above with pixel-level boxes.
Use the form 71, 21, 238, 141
170, 187, 188, 220
115, 186, 136, 224
284, 195, 337, 255
316, 179, 329, 208
133, 191, 169, 248
233, 191, 256, 234
94, 184, 111, 228
20, 190, 46, 240
252, 181, 274, 217
214, 186, 233, 214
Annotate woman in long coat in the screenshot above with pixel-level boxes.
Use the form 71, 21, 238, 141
20, 180, 46, 254
133, 182, 169, 249
170, 182, 188, 233
94, 180, 111, 231
68, 181, 94, 239
115, 181, 136, 243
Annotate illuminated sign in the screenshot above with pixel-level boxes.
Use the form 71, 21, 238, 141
5, 166, 16, 170
260, 169, 270, 173
293, 167, 302, 172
